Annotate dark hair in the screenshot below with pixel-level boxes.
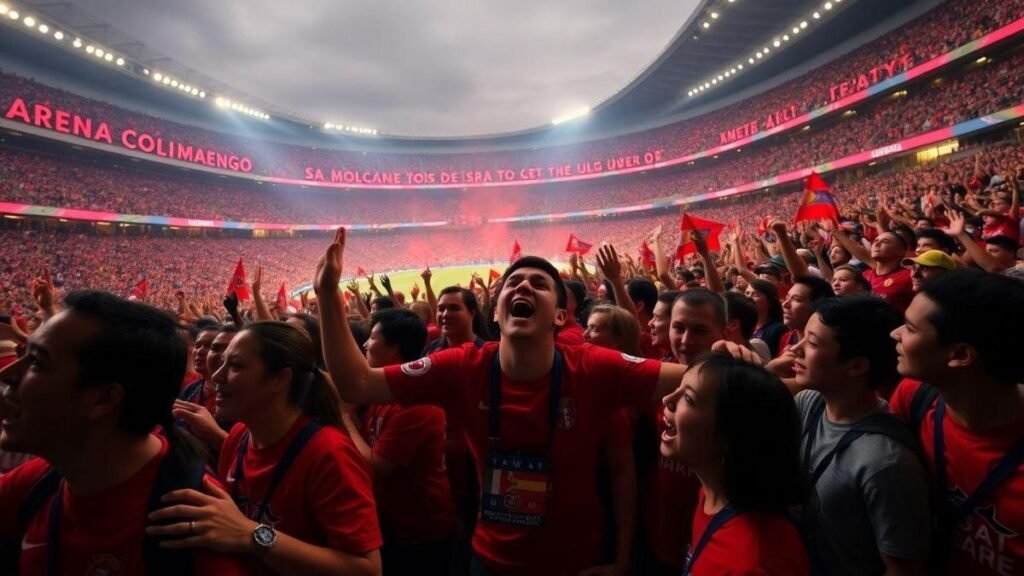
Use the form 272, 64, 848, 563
921, 269, 1024, 384
627, 278, 659, 316
372, 296, 396, 310
565, 280, 589, 325
723, 292, 758, 340
657, 290, 681, 307
986, 234, 1019, 252
814, 296, 903, 389
242, 321, 343, 428
195, 316, 221, 331
370, 309, 428, 362
693, 352, 805, 512
289, 313, 324, 369
792, 275, 836, 301
438, 286, 491, 340
502, 255, 568, 309
64, 291, 186, 436
179, 323, 200, 342
890, 227, 915, 250
676, 288, 727, 330
217, 323, 240, 335
748, 279, 783, 324
916, 228, 957, 255
347, 318, 370, 350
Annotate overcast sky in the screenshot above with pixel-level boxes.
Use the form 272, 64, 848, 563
73, 0, 698, 136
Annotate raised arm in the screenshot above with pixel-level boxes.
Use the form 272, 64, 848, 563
421, 267, 437, 318
771, 221, 809, 279
251, 265, 274, 321
692, 231, 725, 294
317, 229, 393, 405
596, 244, 637, 320
651, 225, 678, 290
948, 210, 1002, 273
832, 229, 874, 266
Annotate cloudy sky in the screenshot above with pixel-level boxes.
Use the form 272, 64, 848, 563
73, 0, 697, 136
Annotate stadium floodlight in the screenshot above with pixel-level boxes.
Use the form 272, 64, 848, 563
54, 30, 63, 40
170, 79, 178, 87
737, 63, 743, 70
717, 74, 723, 80
800, 21, 808, 28
0, 4, 8, 16
38, 24, 48, 34
755, 51, 762, 59
153, 72, 163, 81
825, 1, 833, 8
773, 39, 781, 47
104, 53, 113, 62
763, 46, 770, 53
116, 57, 124, 66
813, 11, 821, 19
710, 12, 718, 19
8, 10, 19, 20
72, 38, 82, 48
793, 27, 800, 34
551, 106, 590, 125
711, 78, 717, 85
22, 16, 34, 27
199, 91, 205, 98
748, 57, 754, 64
191, 88, 198, 95
162, 76, 170, 85
85, 45, 95, 53
783, 34, 790, 41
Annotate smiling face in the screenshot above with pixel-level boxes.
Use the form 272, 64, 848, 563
495, 267, 566, 341
649, 300, 673, 350
0, 311, 104, 456
437, 292, 473, 341
210, 330, 287, 424
891, 294, 948, 382
660, 365, 721, 466
669, 300, 724, 366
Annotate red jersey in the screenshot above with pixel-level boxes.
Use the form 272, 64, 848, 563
556, 319, 585, 347
890, 379, 1024, 576
864, 267, 914, 312
360, 404, 456, 543
983, 210, 1021, 242
427, 323, 441, 342
384, 342, 660, 575
0, 436, 247, 576
218, 416, 382, 568
642, 401, 702, 569
689, 490, 811, 576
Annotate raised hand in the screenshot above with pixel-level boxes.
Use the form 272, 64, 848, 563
379, 274, 392, 293
595, 244, 623, 282
314, 228, 346, 295
947, 209, 966, 237
251, 265, 263, 297
30, 268, 56, 314
421, 266, 432, 284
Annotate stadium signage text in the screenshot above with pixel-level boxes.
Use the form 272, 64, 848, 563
828, 54, 914, 102
719, 105, 799, 145
3, 98, 255, 174
302, 150, 665, 185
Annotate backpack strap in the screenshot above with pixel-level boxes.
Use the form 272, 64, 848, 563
16, 468, 62, 529
909, 382, 939, 433
142, 447, 208, 576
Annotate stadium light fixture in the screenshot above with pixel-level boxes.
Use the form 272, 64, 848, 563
22, 15, 33, 27
813, 11, 821, 19
702, 21, 709, 29
37, 24, 48, 34
8, 9, 19, 19
72, 38, 82, 48
104, 53, 113, 62
0, 4, 8, 15
116, 57, 124, 66
85, 45, 94, 54
53, 30, 63, 40
825, 2, 833, 9
710, 12, 719, 19
551, 106, 591, 125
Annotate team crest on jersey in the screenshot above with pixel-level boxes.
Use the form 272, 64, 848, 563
558, 398, 577, 430
86, 554, 124, 576
400, 357, 432, 376
621, 352, 645, 364
884, 278, 894, 287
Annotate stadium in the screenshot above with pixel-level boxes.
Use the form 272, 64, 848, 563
0, 0, 1023, 573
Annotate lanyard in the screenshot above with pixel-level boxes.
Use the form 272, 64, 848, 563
45, 480, 64, 576
685, 504, 740, 575
230, 420, 324, 523
488, 348, 563, 450
933, 399, 1024, 526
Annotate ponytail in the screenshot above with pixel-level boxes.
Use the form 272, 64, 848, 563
301, 370, 344, 429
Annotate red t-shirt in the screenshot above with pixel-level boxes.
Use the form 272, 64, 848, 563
384, 342, 660, 574
983, 210, 1021, 242
890, 379, 1024, 576
642, 400, 702, 569
0, 436, 248, 576
556, 319, 585, 348
218, 416, 382, 566
864, 267, 914, 312
360, 404, 456, 543
427, 323, 441, 343
688, 490, 811, 576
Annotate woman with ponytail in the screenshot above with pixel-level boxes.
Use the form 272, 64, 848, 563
148, 321, 382, 576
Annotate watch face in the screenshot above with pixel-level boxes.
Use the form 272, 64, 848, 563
254, 525, 276, 547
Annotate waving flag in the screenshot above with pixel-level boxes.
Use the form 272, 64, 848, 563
794, 172, 840, 224
676, 214, 726, 259
226, 259, 251, 301
640, 241, 657, 271
565, 234, 593, 255
276, 283, 288, 311
489, 269, 502, 283
129, 278, 149, 300
356, 266, 367, 277
510, 240, 523, 264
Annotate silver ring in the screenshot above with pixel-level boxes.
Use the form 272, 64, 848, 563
189, 520, 195, 535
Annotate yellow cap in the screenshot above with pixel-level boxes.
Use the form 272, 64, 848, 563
902, 250, 956, 271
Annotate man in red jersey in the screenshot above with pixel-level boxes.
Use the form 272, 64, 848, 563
344, 308, 455, 575
316, 228, 686, 575
0, 291, 247, 575
834, 230, 914, 311
889, 269, 1024, 576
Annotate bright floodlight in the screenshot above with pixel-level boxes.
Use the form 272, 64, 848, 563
116, 57, 124, 66
8, 10, 19, 20
551, 106, 591, 125
22, 16, 34, 27
54, 30, 63, 40
85, 45, 95, 54
0, 5, 8, 16
72, 38, 82, 48
104, 53, 113, 62
38, 24, 48, 33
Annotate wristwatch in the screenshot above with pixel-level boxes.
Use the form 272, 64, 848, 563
252, 523, 277, 554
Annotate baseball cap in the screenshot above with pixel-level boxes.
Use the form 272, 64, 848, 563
902, 250, 956, 271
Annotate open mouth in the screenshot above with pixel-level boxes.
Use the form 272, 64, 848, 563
510, 299, 536, 319
661, 413, 678, 443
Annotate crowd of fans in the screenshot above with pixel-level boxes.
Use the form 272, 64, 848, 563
1, 0, 1021, 183
2, 42, 1022, 229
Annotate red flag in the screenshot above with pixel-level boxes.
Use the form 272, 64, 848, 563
356, 266, 367, 277
676, 214, 726, 259
276, 283, 288, 311
226, 259, 251, 300
489, 269, 502, 283
510, 240, 523, 265
794, 172, 840, 224
565, 234, 593, 255
640, 241, 656, 270
130, 278, 148, 300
